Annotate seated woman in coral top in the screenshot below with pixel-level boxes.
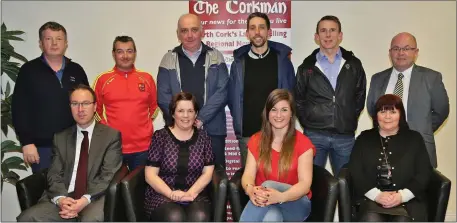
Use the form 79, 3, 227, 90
239, 89, 315, 222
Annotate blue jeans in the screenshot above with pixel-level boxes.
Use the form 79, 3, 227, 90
210, 135, 227, 169
123, 151, 148, 171
303, 129, 355, 175
239, 180, 311, 222
31, 146, 52, 173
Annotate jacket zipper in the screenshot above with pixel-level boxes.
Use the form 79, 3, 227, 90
313, 67, 337, 126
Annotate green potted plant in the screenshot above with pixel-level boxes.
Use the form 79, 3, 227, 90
1, 23, 28, 191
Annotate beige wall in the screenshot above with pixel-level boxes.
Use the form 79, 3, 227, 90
1, 1, 455, 221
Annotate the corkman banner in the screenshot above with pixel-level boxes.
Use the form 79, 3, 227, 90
189, 0, 292, 221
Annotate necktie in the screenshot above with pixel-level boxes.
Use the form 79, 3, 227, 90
73, 131, 89, 199
393, 73, 404, 99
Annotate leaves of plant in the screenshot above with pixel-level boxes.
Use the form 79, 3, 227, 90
3, 156, 23, 165
1, 23, 28, 187
9, 50, 27, 63
7, 163, 27, 171
1, 140, 22, 159
5, 82, 11, 97
1, 23, 7, 33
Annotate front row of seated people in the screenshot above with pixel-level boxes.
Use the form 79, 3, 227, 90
17, 84, 433, 222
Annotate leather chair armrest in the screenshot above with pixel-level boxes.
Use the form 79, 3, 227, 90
210, 166, 229, 222
16, 168, 48, 211
337, 166, 352, 222
104, 164, 129, 222
228, 167, 249, 222
307, 165, 339, 222
427, 168, 451, 222
121, 165, 146, 222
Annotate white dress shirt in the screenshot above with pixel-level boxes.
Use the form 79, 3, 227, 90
385, 65, 413, 119
52, 120, 96, 205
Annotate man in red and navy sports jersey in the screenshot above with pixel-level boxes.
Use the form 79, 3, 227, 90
93, 36, 158, 171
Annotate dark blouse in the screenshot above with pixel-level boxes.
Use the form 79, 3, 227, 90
348, 127, 433, 221
144, 127, 214, 218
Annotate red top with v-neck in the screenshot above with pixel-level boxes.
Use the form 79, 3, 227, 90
248, 130, 316, 199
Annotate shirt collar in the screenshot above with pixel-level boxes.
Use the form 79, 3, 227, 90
113, 65, 136, 75
77, 119, 96, 136
248, 47, 270, 59
182, 43, 202, 58
40, 53, 66, 71
393, 64, 414, 79
316, 47, 342, 62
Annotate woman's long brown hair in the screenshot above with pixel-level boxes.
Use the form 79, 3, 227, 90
258, 89, 296, 180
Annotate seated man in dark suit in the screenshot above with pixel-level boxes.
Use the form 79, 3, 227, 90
17, 84, 122, 222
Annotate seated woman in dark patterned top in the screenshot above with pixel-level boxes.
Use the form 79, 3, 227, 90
348, 94, 433, 222
144, 92, 214, 222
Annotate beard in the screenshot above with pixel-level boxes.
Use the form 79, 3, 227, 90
250, 36, 267, 48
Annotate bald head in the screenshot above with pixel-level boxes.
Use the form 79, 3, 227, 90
176, 13, 204, 53
391, 32, 417, 48
389, 32, 419, 72
177, 13, 202, 30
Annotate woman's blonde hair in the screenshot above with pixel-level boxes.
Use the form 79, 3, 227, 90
258, 89, 296, 180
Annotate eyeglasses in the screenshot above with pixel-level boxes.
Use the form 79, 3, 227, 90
70, 102, 95, 108
390, 47, 417, 53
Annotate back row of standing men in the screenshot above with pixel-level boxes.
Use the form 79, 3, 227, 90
12, 12, 449, 175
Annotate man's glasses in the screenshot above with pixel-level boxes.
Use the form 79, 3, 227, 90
70, 102, 95, 108
390, 47, 417, 53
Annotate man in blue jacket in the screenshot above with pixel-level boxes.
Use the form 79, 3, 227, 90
228, 12, 296, 167
157, 13, 229, 169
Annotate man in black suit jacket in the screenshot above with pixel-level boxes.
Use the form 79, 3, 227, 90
17, 84, 122, 222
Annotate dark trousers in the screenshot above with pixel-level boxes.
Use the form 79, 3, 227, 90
17, 196, 105, 222
150, 200, 211, 222
31, 146, 52, 173
123, 150, 148, 171
210, 135, 226, 169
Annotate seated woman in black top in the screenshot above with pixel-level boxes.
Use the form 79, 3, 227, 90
348, 94, 433, 222
144, 92, 214, 222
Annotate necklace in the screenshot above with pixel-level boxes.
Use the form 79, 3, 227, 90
378, 135, 392, 178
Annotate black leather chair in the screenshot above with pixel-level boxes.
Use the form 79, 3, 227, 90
337, 166, 451, 222
120, 165, 229, 222
228, 164, 339, 222
16, 165, 129, 222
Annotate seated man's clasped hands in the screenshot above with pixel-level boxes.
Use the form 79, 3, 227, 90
56, 197, 87, 219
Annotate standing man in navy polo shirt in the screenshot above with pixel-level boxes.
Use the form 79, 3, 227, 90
12, 21, 89, 173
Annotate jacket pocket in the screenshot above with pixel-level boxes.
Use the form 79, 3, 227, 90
307, 103, 333, 126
